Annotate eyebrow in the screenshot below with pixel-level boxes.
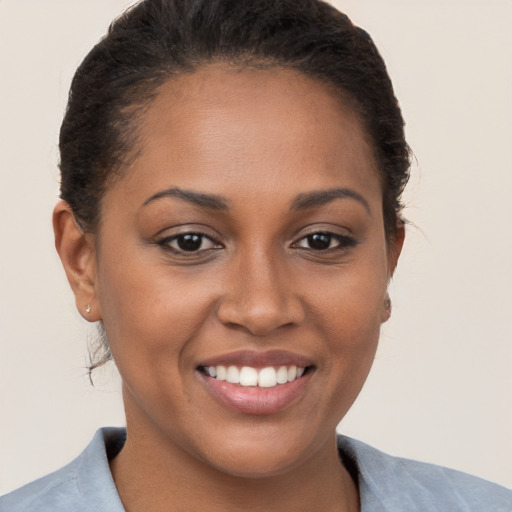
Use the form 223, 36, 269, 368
142, 187, 230, 211
142, 185, 370, 214
291, 188, 371, 215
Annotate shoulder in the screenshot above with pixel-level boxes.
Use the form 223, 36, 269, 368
0, 460, 81, 512
0, 428, 126, 512
338, 436, 512, 512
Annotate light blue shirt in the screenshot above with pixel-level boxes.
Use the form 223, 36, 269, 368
1, 427, 511, 511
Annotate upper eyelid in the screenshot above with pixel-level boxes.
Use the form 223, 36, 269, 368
293, 232, 356, 245
155, 224, 222, 240
291, 227, 354, 242
159, 232, 221, 245
161, 230, 214, 239
289, 221, 353, 238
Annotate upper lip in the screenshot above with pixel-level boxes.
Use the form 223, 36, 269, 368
197, 349, 314, 369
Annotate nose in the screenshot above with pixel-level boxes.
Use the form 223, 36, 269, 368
216, 249, 305, 336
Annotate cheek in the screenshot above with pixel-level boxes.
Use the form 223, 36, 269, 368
311, 249, 388, 386
316, 308, 381, 426
96, 248, 216, 373
313, 248, 388, 335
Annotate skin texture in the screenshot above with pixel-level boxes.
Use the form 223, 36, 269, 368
54, 66, 404, 512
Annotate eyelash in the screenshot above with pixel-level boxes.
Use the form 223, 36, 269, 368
291, 232, 357, 252
157, 232, 221, 254
156, 230, 357, 255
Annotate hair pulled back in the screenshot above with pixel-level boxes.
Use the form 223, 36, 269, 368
60, 0, 410, 236
60, 0, 411, 373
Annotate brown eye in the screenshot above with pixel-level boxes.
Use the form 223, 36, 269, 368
306, 233, 332, 250
159, 233, 221, 253
176, 234, 204, 252
294, 232, 357, 251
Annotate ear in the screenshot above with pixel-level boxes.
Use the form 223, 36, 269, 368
387, 220, 405, 278
53, 200, 101, 321
381, 221, 406, 323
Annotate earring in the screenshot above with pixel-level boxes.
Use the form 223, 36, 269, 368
384, 297, 392, 311
85, 304, 91, 314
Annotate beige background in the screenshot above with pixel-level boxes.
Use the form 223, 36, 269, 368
1, 0, 511, 494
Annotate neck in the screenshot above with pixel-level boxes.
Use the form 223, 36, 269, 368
110, 418, 359, 512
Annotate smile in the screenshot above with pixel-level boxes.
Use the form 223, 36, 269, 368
201, 365, 307, 388
196, 351, 315, 415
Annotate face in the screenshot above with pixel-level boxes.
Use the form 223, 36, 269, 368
84, 66, 400, 476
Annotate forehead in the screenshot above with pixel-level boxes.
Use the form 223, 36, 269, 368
110, 65, 380, 209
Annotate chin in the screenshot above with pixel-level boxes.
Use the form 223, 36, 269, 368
190, 422, 328, 479
205, 446, 307, 479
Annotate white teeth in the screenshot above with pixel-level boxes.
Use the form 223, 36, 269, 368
216, 365, 227, 381
204, 364, 307, 388
276, 366, 288, 384
239, 366, 258, 386
226, 365, 240, 384
258, 367, 277, 387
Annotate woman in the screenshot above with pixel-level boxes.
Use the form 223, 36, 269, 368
1, 0, 511, 510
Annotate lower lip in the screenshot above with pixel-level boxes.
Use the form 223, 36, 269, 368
198, 371, 312, 415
